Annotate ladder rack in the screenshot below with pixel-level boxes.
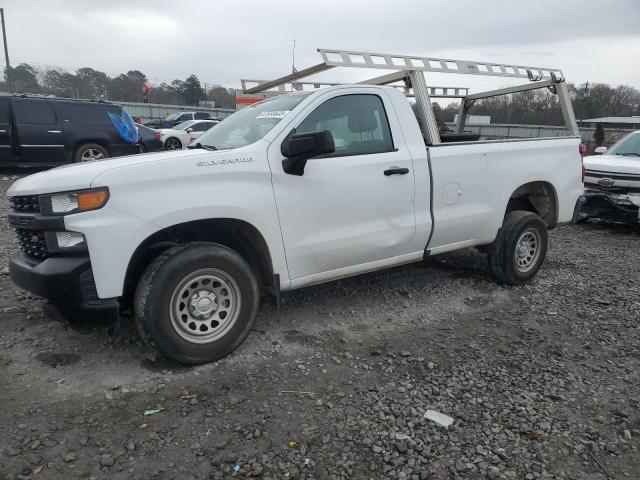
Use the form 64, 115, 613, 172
241, 48, 578, 144
240, 78, 469, 99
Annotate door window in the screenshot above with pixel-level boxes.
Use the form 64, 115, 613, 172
296, 94, 394, 157
191, 122, 214, 132
13, 99, 57, 125
0, 97, 10, 123
177, 113, 192, 122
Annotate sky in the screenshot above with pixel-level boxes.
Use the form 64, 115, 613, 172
3, 0, 640, 94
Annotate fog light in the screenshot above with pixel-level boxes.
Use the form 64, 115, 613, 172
55, 231, 85, 248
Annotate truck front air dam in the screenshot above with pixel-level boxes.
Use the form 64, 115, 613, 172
10, 253, 119, 324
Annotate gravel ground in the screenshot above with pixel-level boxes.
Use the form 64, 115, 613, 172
0, 172, 639, 480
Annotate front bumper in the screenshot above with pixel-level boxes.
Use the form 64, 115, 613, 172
10, 253, 119, 324
576, 189, 640, 225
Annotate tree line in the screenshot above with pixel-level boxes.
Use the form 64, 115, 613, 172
434, 83, 640, 126
1, 63, 237, 109
2, 63, 639, 124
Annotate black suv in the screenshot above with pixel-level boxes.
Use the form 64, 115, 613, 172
0, 94, 146, 167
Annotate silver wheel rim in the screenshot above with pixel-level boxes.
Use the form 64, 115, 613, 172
81, 148, 104, 162
514, 228, 542, 273
169, 268, 242, 344
165, 138, 181, 150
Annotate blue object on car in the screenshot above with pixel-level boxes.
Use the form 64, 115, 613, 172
108, 109, 139, 144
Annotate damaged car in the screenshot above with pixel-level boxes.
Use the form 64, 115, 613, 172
578, 131, 640, 227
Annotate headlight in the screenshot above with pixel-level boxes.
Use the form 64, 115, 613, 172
50, 188, 109, 214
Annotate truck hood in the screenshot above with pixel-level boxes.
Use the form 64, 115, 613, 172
7, 150, 209, 197
584, 155, 640, 175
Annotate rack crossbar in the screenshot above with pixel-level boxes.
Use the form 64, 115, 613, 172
465, 79, 555, 101
243, 63, 333, 94
318, 48, 563, 81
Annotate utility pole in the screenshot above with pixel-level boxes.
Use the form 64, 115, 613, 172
0, 8, 10, 90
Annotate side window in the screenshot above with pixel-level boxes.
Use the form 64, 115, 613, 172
0, 97, 10, 123
178, 113, 192, 122
13, 99, 57, 125
192, 122, 213, 132
194, 112, 209, 119
296, 94, 394, 157
66, 103, 120, 125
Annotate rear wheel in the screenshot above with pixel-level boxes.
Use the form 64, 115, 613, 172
164, 137, 182, 150
487, 211, 548, 285
134, 243, 259, 365
74, 143, 109, 163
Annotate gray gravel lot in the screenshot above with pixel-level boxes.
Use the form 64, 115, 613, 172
0, 172, 639, 480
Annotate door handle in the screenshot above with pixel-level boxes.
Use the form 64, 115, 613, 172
383, 167, 409, 176
47, 130, 61, 134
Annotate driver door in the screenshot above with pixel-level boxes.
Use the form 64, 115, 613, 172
268, 90, 416, 282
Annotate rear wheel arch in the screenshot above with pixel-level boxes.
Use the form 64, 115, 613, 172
121, 218, 275, 309
505, 181, 558, 228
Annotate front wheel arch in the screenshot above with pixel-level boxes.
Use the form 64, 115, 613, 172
121, 218, 275, 310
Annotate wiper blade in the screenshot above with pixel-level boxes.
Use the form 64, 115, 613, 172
615, 152, 640, 157
187, 143, 217, 151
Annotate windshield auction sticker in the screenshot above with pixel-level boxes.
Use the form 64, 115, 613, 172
256, 110, 290, 119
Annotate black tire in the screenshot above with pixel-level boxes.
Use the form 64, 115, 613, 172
73, 143, 109, 163
134, 243, 259, 365
164, 137, 182, 150
487, 211, 548, 285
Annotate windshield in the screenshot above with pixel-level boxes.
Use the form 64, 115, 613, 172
172, 120, 195, 131
196, 93, 311, 150
166, 112, 183, 121
606, 132, 640, 157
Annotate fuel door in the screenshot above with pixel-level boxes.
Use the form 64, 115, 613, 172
443, 182, 462, 205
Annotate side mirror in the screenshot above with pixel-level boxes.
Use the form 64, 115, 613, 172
594, 146, 607, 155
186, 128, 194, 133
281, 130, 335, 176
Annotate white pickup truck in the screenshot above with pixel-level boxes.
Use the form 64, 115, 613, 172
7, 49, 584, 364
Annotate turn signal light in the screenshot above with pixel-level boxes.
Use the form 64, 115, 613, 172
77, 189, 109, 212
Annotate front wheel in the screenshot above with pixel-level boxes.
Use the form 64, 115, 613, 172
487, 211, 548, 285
134, 243, 259, 365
